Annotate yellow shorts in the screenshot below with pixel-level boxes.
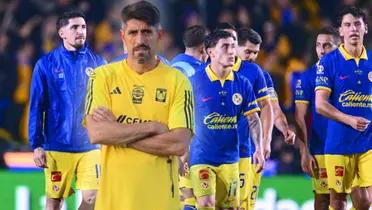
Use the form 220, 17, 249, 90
239, 157, 262, 210
190, 162, 240, 208
325, 149, 372, 193
312, 155, 329, 194
179, 173, 196, 206
44, 150, 100, 198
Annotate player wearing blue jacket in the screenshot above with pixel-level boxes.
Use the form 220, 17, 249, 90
171, 25, 208, 78
29, 11, 105, 210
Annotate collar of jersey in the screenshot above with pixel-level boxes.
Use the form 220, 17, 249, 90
338, 44, 368, 63
60, 43, 88, 55
205, 65, 234, 83
232, 57, 242, 72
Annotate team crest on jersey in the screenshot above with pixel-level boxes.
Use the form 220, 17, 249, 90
232, 93, 243, 105
201, 182, 209, 189
53, 185, 60, 192
296, 79, 302, 88
53, 68, 64, 78
199, 169, 209, 180
155, 88, 167, 102
316, 64, 324, 74
51, 171, 62, 182
85, 67, 95, 78
368, 71, 372, 82
320, 181, 327, 189
132, 86, 144, 104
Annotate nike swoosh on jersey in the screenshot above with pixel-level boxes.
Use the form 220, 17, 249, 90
339, 75, 350, 80
201, 97, 213, 102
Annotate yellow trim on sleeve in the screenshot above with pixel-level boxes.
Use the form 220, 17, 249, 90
270, 98, 279, 101
315, 86, 332, 93
295, 100, 310, 104
256, 95, 270, 102
244, 107, 261, 116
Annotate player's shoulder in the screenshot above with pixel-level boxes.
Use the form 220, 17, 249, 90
235, 71, 253, 88
93, 60, 122, 78
366, 48, 372, 59
159, 61, 190, 81
320, 48, 340, 64
170, 53, 185, 64
240, 60, 261, 71
85, 47, 105, 61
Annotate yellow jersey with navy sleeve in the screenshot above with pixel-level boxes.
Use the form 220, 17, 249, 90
189, 65, 260, 166
85, 60, 193, 210
315, 45, 372, 155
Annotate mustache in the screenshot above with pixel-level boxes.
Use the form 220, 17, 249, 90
133, 44, 150, 51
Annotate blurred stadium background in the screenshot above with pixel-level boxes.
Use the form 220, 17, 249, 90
0, 0, 371, 209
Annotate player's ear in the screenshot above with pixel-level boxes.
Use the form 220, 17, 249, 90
338, 27, 344, 37
207, 48, 214, 58
58, 28, 65, 39
157, 26, 164, 40
365, 24, 368, 34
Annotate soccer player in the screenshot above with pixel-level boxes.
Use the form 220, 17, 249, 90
236, 27, 296, 210
29, 11, 105, 210
171, 24, 208, 210
189, 30, 264, 210
315, 6, 372, 210
85, 1, 193, 210
295, 27, 340, 210
171, 25, 209, 77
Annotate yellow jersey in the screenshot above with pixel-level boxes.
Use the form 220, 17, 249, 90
85, 60, 193, 210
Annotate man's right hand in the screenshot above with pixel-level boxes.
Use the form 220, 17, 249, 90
347, 115, 370, 132
300, 149, 317, 177
33, 147, 47, 168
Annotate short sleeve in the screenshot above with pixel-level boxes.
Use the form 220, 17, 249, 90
263, 71, 278, 100
315, 60, 333, 93
295, 71, 311, 104
243, 79, 260, 116
253, 65, 269, 102
84, 66, 111, 117
168, 73, 194, 131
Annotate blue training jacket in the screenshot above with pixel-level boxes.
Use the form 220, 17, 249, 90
28, 44, 106, 152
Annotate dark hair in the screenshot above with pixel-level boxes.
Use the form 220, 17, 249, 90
204, 30, 234, 49
183, 25, 207, 48
317, 27, 341, 44
214, 22, 236, 32
336, 6, 367, 27
121, 1, 160, 27
237, 27, 262, 46
56, 10, 85, 31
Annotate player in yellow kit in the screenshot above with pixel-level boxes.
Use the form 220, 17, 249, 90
85, 1, 193, 210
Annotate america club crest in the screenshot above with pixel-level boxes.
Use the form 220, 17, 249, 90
232, 93, 243, 105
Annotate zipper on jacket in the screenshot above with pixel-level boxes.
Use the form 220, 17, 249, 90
167, 158, 175, 197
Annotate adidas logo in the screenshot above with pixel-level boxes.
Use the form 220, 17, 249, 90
110, 87, 122, 95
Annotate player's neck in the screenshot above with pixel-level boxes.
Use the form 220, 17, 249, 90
185, 48, 202, 61
210, 62, 231, 80
343, 42, 364, 58
126, 56, 158, 74
63, 42, 81, 52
